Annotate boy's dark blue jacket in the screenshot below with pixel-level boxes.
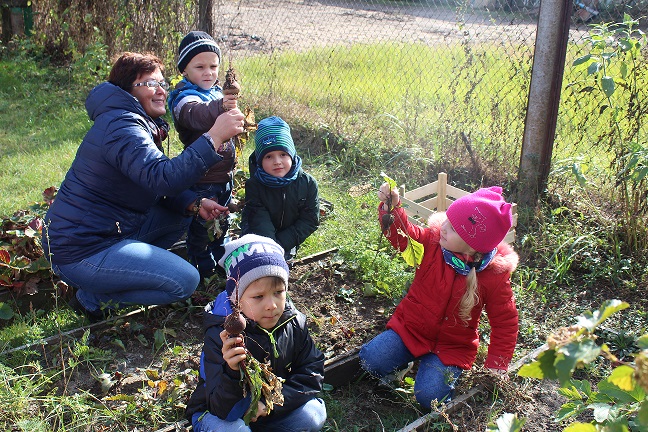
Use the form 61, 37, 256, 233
185, 290, 324, 422
43, 82, 222, 265
241, 154, 320, 256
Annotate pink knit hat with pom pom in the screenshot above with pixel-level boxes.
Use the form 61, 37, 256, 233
446, 186, 512, 253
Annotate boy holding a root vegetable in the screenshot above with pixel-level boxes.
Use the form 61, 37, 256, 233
360, 183, 519, 410
167, 31, 239, 279
186, 234, 327, 431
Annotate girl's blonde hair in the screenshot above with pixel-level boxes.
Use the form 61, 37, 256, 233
457, 252, 483, 323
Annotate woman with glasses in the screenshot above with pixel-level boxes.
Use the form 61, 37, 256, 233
43, 52, 246, 322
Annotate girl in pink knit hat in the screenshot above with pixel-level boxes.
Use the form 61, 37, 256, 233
359, 183, 519, 410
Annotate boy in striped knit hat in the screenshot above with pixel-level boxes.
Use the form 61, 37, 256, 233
167, 30, 239, 279
241, 116, 320, 260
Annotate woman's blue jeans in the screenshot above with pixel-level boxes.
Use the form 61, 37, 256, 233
359, 329, 463, 409
51, 204, 198, 312
192, 397, 327, 432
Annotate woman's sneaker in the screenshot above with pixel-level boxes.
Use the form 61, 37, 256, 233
68, 296, 107, 323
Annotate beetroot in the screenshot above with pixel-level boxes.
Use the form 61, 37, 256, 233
224, 309, 246, 337
381, 213, 395, 232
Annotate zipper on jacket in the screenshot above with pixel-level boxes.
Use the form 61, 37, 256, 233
260, 315, 298, 364
280, 191, 286, 228
115, 221, 121, 234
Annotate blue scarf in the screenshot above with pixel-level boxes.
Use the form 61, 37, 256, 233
167, 78, 222, 117
441, 247, 497, 276
254, 155, 302, 188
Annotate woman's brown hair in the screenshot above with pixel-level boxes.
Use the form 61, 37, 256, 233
107, 52, 165, 93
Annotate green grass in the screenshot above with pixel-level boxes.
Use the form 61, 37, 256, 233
238, 43, 531, 184
0, 59, 89, 216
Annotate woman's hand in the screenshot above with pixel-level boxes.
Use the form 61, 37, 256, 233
207, 109, 245, 147
199, 199, 229, 220
222, 94, 238, 111
219, 330, 246, 371
378, 182, 399, 211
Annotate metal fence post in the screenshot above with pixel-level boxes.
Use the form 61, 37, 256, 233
517, 0, 572, 207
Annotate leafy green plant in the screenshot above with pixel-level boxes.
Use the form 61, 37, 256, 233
487, 413, 526, 432
571, 14, 648, 253
518, 300, 648, 431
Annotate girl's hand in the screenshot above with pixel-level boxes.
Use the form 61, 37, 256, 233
222, 94, 238, 111
378, 182, 399, 203
199, 199, 229, 220
378, 182, 399, 211
250, 401, 268, 422
488, 368, 509, 381
219, 330, 246, 371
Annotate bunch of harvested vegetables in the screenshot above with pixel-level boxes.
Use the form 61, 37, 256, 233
225, 281, 284, 424
222, 66, 257, 155
207, 66, 256, 241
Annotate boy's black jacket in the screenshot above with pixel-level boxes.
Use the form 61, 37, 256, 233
241, 154, 320, 256
185, 290, 325, 421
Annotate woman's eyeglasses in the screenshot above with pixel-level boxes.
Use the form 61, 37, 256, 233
133, 80, 169, 91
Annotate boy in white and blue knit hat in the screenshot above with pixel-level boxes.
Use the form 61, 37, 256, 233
167, 30, 240, 280
186, 234, 327, 431
241, 116, 320, 260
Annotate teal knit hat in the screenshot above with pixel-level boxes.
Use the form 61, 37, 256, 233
254, 116, 296, 164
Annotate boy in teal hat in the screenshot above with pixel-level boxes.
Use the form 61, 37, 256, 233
241, 116, 320, 260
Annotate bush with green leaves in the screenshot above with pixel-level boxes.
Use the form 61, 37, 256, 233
511, 300, 648, 431
570, 14, 648, 254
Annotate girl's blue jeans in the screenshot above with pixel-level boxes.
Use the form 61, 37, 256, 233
192, 397, 327, 432
51, 204, 198, 312
359, 329, 463, 409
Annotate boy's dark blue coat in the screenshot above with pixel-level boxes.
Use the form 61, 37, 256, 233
185, 290, 324, 422
241, 155, 320, 256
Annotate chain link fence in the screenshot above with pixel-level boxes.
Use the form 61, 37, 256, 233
210, 0, 540, 187
211, 0, 645, 192
11, 0, 647, 192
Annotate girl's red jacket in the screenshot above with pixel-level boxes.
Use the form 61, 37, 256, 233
379, 204, 519, 371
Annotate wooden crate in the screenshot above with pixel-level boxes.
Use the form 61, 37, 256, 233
398, 172, 517, 244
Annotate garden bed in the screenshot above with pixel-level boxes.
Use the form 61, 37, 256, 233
2, 248, 571, 431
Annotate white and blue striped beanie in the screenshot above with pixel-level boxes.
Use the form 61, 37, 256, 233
177, 31, 221, 72
218, 234, 289, 302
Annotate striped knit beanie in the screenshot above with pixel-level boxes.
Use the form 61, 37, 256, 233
254, 116, 296, 164
177, 31, 221, 72
218, 234, 289, 303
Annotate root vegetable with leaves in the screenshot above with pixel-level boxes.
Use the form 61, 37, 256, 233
378, 173, 424, 267
221, 277, 284, 424
222, 66, 257, 154
205, 66, 256, 241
